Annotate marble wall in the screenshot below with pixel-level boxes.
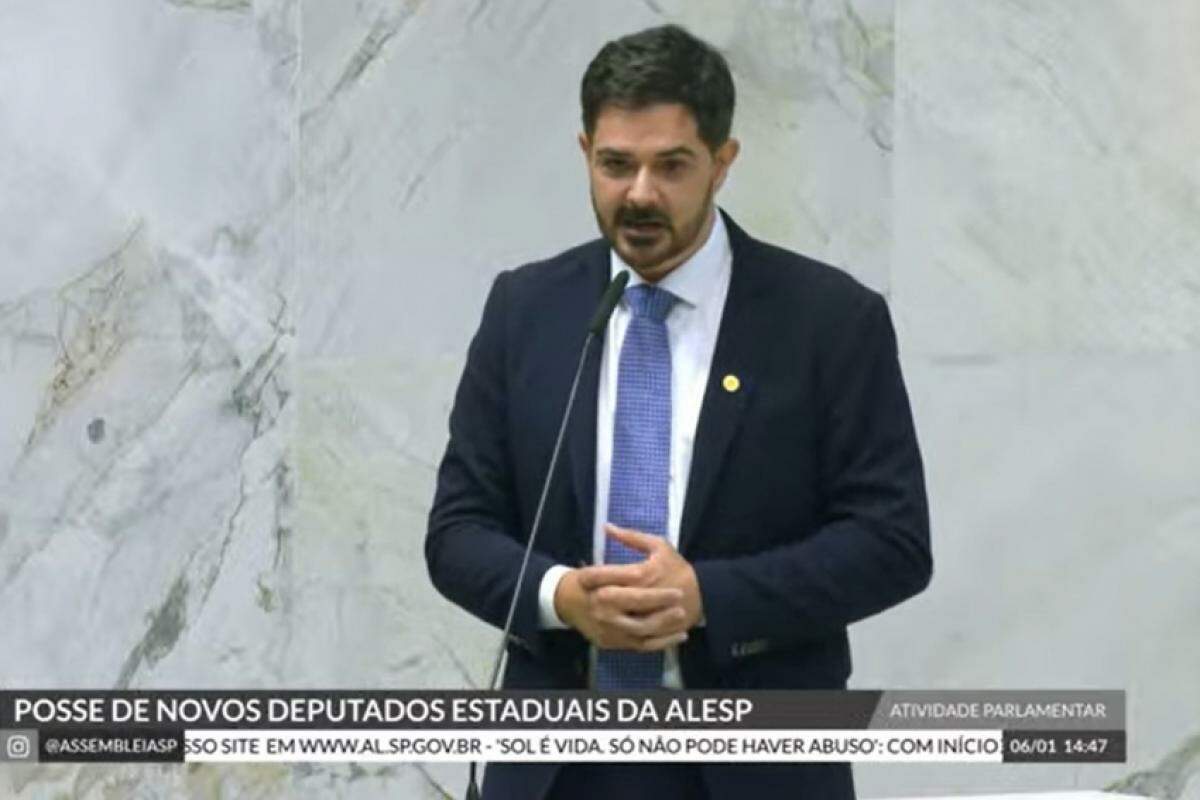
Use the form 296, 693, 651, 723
0, 0, 1195, 797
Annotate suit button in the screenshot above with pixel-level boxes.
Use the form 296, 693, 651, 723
731, 639, 768, 659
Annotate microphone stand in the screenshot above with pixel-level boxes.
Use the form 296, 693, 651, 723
465, 271, 629, 800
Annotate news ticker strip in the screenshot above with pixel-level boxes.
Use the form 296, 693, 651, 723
0, 690, 1122, 730
0, 690, 1123, 765
1, 729, 1125, 764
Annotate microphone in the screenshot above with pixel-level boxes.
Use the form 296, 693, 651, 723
466, 269, 629, 800
587, 269, 631, 335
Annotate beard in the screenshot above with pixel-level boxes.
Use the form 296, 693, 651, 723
591, 179, 716, 275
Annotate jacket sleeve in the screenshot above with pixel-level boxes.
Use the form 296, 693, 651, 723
692, 291, 932, 670
425, 270, 556, 657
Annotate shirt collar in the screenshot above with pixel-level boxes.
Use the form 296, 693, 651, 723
608, 206, 731, 310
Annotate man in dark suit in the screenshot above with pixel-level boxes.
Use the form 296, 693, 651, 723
426, 24, 931, 800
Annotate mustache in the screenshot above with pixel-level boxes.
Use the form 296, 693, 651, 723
616, 207, 670, 227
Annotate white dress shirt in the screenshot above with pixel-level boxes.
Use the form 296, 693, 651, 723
537, 208, 733, 688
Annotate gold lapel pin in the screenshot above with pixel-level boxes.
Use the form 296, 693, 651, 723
722, 374, 740, 393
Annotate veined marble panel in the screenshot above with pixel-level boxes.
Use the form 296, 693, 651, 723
290, 355, 489, 691
0, 0, 300, 795
852, 354, 1200, 797
3, 762, 448, 799
0, 0, 297, 686
891, 0, 1200, 356
296, 0, 894, 362
864, 0, 1200, 796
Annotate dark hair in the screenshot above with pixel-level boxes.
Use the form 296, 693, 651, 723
580, 24, 735, 152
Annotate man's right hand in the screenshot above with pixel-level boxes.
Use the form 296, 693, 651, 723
553, 568, 689, 651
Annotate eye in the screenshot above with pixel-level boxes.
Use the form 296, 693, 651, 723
659, 159, 687, 176
599, 158, 632, 176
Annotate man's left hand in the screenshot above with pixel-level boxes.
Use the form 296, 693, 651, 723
575, 524, 704, 630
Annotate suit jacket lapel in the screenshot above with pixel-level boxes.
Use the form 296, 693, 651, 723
679, 212, 771, 555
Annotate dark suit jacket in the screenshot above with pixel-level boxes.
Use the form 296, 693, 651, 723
426, 211, 932, 799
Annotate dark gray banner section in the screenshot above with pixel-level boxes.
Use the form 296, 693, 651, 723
0, 729, 37, 763
2, 690, 1123, 731
0, 691, 882, 730
871, 691, 1123, 731
1002, 730, 1126, 763
37, 728, 183, 763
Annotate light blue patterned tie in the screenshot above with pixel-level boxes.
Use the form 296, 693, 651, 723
595, 283, 677, 690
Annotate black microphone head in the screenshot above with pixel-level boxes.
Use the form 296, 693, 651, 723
587, 270, 630, 335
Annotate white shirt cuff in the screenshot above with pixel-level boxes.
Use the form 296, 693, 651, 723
538, 565, 572, 629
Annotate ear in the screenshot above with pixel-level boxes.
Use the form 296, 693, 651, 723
711, 137, 740, 193
578, 132, 591, 158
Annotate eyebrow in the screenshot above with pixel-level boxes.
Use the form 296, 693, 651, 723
595, 146, 698, 160
654, 146, 697, 159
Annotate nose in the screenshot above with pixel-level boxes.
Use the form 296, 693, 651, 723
626, 164, 657, 207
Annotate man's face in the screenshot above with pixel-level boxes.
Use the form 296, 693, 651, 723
581, 103, 738, 281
